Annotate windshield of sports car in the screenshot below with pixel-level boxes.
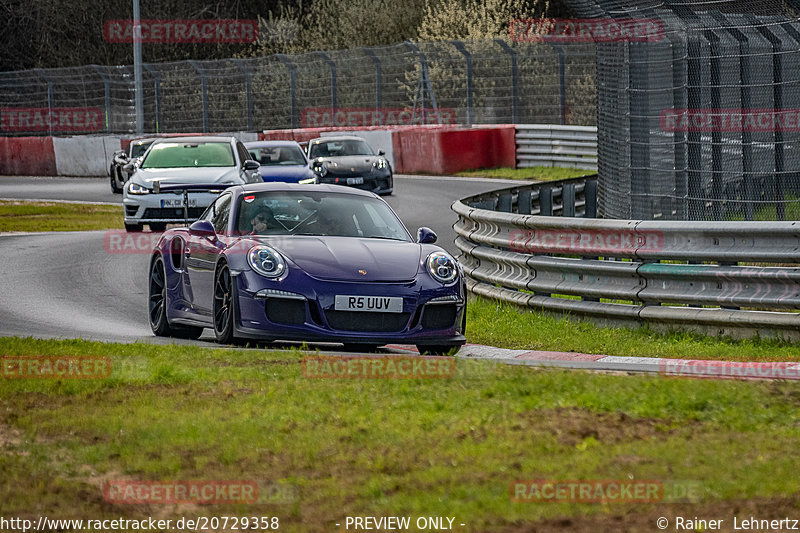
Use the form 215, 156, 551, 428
140, 142, 235, 168
248, 145, 306, 166
308, 139, 374, 158
129, 141, 153, 159
237, 191, 410, 241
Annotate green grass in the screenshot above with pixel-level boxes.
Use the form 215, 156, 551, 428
2, 337, 800, 532
455, 166, 593, 181
467, 295, 800, 362
724, 195, 800, 221
0, 201, 121, 232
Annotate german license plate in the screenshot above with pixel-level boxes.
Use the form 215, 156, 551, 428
346, 177, 364, 185
160, 198, 197, 208
334, 295, 403, 313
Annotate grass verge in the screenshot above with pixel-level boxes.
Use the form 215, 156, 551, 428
0, 200, 121, 232
455, 166, 593, 181
1, 337, 800, 532
467, 295, 800, 362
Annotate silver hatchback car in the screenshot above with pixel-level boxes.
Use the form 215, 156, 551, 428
122, 136, 262, 232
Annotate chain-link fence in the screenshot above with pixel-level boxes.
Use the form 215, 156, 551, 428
568, 0, 800, 221
0, 40, 597, 136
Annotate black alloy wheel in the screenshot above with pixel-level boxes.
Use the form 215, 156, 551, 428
214, 262, 235, 343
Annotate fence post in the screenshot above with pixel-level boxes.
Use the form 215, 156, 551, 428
90, 65, 112, 133
451, 40, 473, 126
232, 59, 254, 132
142, 64, 162, 134
775, 22, 800, 220
704, 29, 723, 221
494, 39, 518, 124
361, 47, 383, 111
187, 60, 209, 133
712, 13, 754, 221
546, 43, 567, 125
276, 54, 298, 129
316, 51, 337, 114
668, 31, 688, 220
749, 15, 784, 220
629, 41, 651, 219
405, 41, 441, 124
33, 68, 55, 136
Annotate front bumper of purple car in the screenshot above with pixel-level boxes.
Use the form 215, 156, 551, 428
230, 266, 466, 346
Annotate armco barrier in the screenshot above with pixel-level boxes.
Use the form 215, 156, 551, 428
452, 176, 800, 340
516, 124, 597, 170
0, 137, 57, 176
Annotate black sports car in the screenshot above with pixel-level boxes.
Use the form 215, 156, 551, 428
307, 136, 393, 195
109, 137, 157, 193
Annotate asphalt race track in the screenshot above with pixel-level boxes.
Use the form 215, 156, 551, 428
0, 174, 516, 345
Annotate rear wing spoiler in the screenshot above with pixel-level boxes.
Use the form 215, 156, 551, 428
152, 182, 233, 225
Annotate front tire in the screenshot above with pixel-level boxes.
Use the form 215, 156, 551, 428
110, 166, 125, 194
213, 261, 236, 344
148, 256, 203, 339
125, 222, 143, 232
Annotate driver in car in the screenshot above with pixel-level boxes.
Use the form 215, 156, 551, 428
249, 206, 276, 234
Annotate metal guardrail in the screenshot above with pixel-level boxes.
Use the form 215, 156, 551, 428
452, 175, 800, 340
515, 125, 597, 171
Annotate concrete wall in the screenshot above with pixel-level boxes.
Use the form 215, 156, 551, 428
53, 135, 123, 176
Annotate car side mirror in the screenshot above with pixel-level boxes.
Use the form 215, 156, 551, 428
378, 150, 385, 156
243, 160, 260, 171
189, 220, 216, 238
417, 227, 437, 244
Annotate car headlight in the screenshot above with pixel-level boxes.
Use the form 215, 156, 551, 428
299, 177, 317, 184
128, 182, 150, 195
312, 163, 327, 177
248, 246, 286, 278
426, 251, 458, 284
374, 158, 388, 170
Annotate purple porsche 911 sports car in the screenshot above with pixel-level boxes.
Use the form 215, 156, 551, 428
147, 182, 466, 354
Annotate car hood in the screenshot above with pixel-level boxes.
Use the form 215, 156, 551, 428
259, 165, 314, 182
318, 156, 379, 173
260, 236, 421, 282
131, 166, 242, 186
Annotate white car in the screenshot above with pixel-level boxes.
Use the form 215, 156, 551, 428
122, 136, 262, 232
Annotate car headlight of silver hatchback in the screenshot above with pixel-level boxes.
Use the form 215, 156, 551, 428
426, 251, 458, 284
248, 246, 286, 278
127, 182, 150, 195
